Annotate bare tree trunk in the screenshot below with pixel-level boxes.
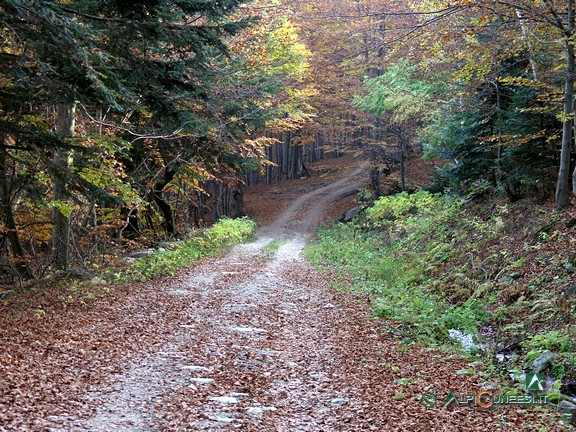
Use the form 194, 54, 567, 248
152, 167, 177, 235
557, 2, 575, 209
516, 10, 539, 81
369, 166, 381, 198
52, 102, 76, 270
0, 138, 33, 279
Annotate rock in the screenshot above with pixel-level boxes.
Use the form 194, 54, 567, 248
262, 406, 277, 412
309, 372, 330, 382
563, 263, 576, 273
448, 329, 480, 351
562, 381, 576, 398
0, 290, 12, 300
129, 249, 155, 258
189, 378, 214, 385
215, 416, 236, 423
330, 397, 349, 406
211, 396, 239, 404
246, 406, 277, 414
530, 350, 556, 373
340, 207, 362, 223
558, 401, 576, 418
229, 392, 249, 398
246, 407, 264, 415
158, 241, 184, 250
231, 326, 268, 334
90, 277, 107, 286
182, 365, 212, 373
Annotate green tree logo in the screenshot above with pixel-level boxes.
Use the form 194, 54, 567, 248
526, 373, 544, 391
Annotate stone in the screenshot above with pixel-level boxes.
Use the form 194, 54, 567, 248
563, 263, 576, 273
558, 400, 576, 417
262, 406, 277, 412
182, 365, 212, 373
158, 241, 184, 250
215, 417, 236, 423
341, 207, 362, 222
211, 396, 239, 404
189, 378, 214, 385
90, 277, 107, 286
246, 407, 264, 415
530, 350, 556, 373
246, 406, 277, 415
229, 392, 249, 398
562, 381, 576, 398
129, 249, 155, 258
231, 326, 268, 334
330, 397, 349, 406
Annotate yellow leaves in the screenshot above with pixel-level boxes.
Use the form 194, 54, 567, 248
241, 137, 279, 159
478, 131, 550, 148
265, 112, 314, 133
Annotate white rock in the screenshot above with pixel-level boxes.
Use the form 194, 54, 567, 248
182, 365, 212, 372
231, 326, 268, 334
190, 378, 214, 385
229, 392, 249, 398
211, 396, 239, 404
262, 406, 277, 412
215, 417, 236, 423
246, 406, 277, 415
246, 407, 264, 415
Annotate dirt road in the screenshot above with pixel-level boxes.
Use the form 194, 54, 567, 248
1, 158, 563, 431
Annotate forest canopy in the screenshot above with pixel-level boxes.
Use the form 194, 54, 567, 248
2, 0, 576, 282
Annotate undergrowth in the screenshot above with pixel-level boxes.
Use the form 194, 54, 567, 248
307, 189, 576, 396
307, 191, 491, 345
103, 217, 256, 283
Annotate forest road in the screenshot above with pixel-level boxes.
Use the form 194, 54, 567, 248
62, 162, 372, 431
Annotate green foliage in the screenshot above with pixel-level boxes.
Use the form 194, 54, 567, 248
263, 239, 286, 260
523, 330, 575, 354
307, 191, 489, 345
104, 217, 255, 282
355, 59, 436, 124
422, 81, 559, 199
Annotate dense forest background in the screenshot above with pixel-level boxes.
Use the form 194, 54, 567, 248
2, 0, 576, 284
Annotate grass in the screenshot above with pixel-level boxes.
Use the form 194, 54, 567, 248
103, 216, 256, 283
263, 238, 287, 260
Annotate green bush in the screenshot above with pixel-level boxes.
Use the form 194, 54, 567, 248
306, 191, 489, 345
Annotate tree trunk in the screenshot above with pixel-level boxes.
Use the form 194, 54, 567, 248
516, 9, 539, 81
52, 102, 76, 270
152, 167, 177, 235
557, 4, 575, 209
399, 139, 406, 192
0, 139, 33, 279
369, 166, 381, 198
